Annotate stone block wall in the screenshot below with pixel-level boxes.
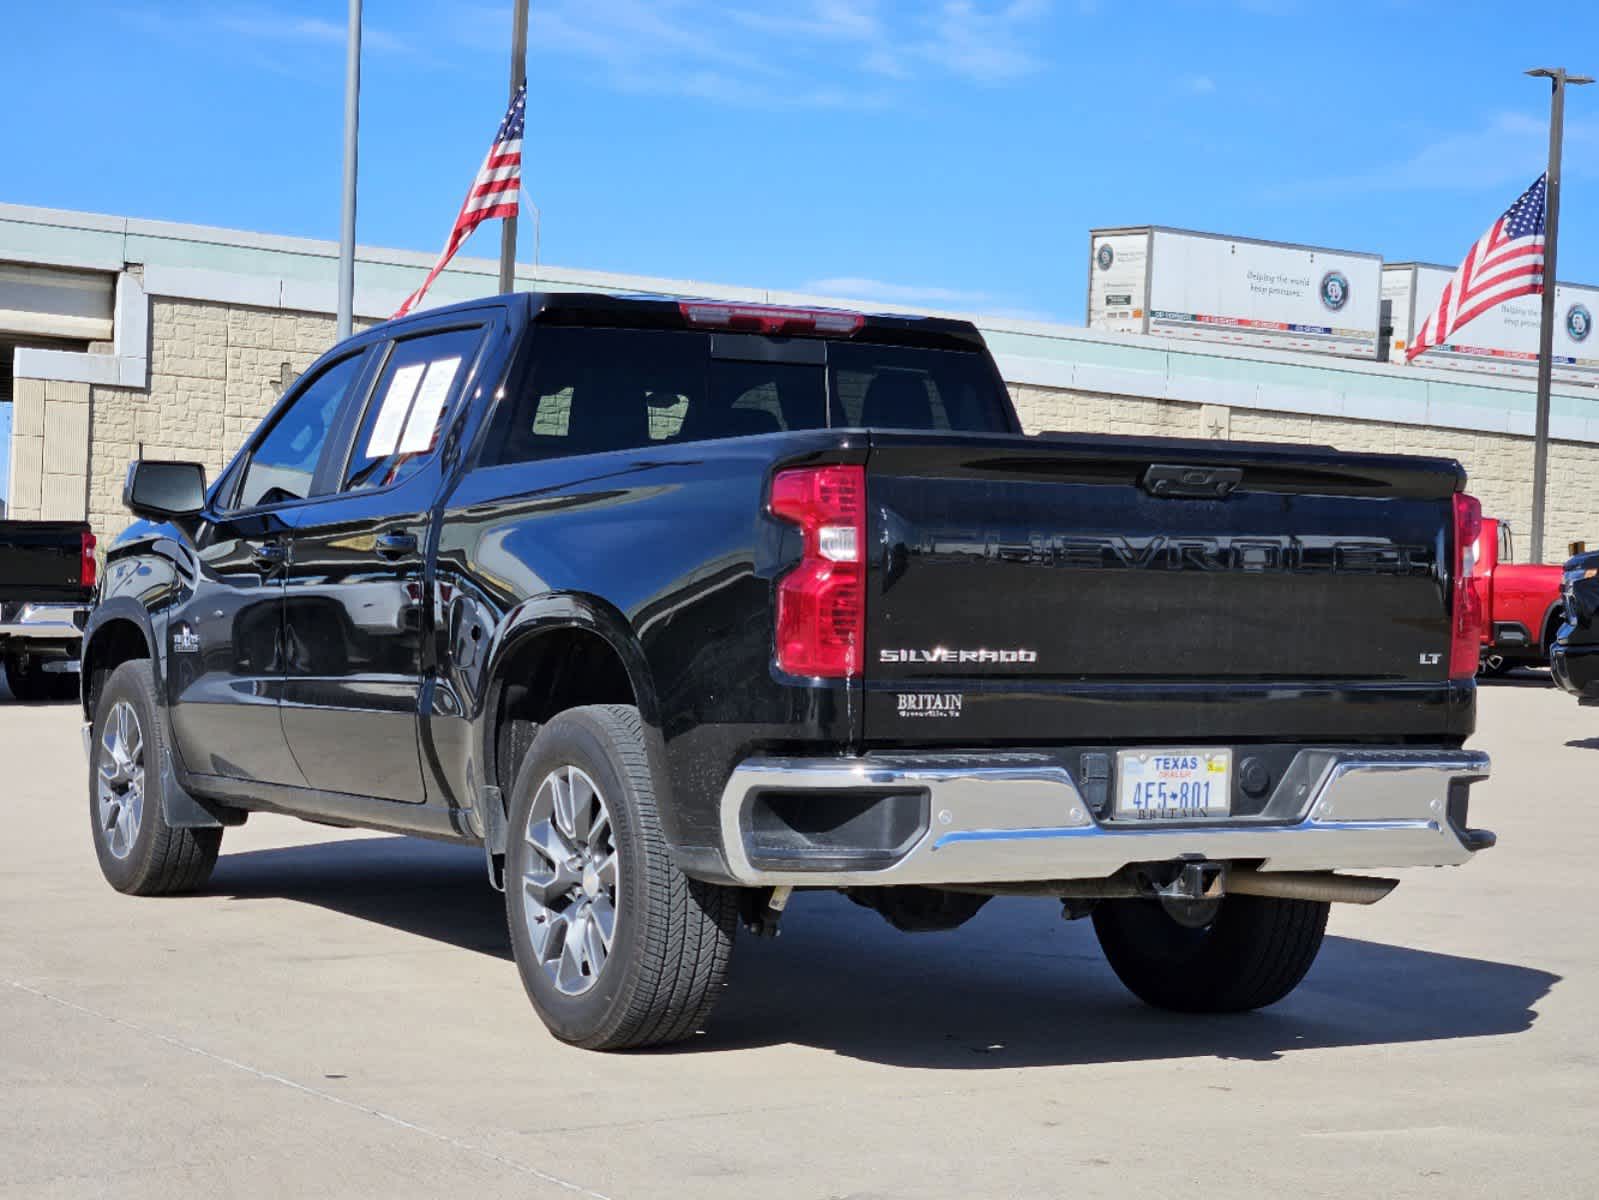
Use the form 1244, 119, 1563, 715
81, 298, 367, 538
9, 378, 91, 520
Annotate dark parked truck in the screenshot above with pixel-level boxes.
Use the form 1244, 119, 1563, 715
82, 292, 1495, 1050
1, 519, 95, 700
1551, 550, 1599, 702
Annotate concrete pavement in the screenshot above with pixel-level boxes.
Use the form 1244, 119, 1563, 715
2, 676, 1593, 1198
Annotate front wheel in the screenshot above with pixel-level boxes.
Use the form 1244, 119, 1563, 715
1092, 894, 1329, 1012
504, 704, 737, 1050
89, 660, 222, 894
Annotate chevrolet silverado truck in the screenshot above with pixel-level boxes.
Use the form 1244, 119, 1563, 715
1, 519, 95, 700
81, 292, 1495, 1050
1472, 516, 1564, 676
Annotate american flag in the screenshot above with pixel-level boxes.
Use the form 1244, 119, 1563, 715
1406, 174, 1546, 362
394, 84, 526, 318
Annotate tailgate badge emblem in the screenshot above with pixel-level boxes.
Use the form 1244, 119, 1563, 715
173, 624, 200, 654
879, 647, 1038, 664
897, 693, 964, 719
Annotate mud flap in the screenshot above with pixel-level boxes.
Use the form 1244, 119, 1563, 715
159, 746, 246, 828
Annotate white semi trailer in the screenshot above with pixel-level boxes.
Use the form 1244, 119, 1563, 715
1087, 226, 1383, 360
1384, 262, 1599, 387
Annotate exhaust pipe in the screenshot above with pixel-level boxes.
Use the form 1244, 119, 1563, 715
1226, 869, 1397, 905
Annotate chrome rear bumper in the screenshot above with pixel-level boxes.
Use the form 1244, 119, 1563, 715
0, 602, 88, 642
717, 749, 1491, 887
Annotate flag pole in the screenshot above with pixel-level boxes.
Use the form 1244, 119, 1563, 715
336, 0, 362, 341
1526, 66, 1592, 563
497, 0, 529, 295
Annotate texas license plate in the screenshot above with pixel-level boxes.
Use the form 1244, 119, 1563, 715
1114, 749, 1232, 820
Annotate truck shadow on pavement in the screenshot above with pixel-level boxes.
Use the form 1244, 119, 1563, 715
1477, 668, 1556, 688
210, 835, 1558, 1069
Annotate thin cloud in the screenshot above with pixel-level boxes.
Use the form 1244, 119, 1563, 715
803, 276, 997, 307
799, 276, 1057, 322
916, 0, 1051, 83
124, 6, 415, 60
453, 0, 1054, 106
1182, 74, 1217, 95
1275, 111, 1597, 198
215, 14, 414, 56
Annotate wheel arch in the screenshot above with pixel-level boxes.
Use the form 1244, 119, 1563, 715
479, 595, 661, 804
80, 599, 158, 721
1541, 599, 1567, 653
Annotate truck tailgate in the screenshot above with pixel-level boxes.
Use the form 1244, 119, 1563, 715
0, 521, 91, 603
863, 432, 1466, 744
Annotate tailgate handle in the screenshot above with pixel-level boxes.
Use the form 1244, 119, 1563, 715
1142, 464, 1242, 499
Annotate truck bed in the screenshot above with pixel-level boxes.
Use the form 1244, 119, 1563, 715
0, 520, 93, 605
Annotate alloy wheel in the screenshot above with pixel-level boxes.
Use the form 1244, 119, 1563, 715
520, 764, 620, 995
97, 701, 145, 860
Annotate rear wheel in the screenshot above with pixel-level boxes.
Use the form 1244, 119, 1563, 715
1092, 894, 1329, 1012
89, 660, 221, 894
4, 652, 50, 701
504, 704, 737, 1050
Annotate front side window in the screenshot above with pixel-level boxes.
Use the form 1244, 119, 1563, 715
235, 351, 366, 510
343, 326, 484, 492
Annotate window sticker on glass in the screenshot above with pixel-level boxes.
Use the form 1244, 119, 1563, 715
366, 362, 426, 458
397, 357, 462, 454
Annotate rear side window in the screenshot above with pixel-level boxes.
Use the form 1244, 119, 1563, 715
343, 326, 483, 492
481, 325, 1012, 466
829, 343, 1013, 433
483, 327, 828, 466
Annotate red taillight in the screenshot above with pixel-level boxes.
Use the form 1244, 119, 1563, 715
80, 530, 97, 590
1450, 493, 1483, 677
679, 301, 865, 337
769, 465, 865, 678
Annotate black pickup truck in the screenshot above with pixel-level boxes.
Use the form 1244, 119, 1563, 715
1550, 550, 1599, 702
1, 519, 95, 700
82, 292, 1494, 1049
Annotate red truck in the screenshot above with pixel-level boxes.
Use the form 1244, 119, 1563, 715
1472, 517, 1564, 675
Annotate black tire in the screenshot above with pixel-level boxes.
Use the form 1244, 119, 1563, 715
5, 653, 49, 702
504, 704, 737, 1050
89, 660, 222, 895
1092, 895, 1329, 1013
49, 667, 81, 702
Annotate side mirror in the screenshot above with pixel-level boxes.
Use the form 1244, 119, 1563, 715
123, 460, 207, 519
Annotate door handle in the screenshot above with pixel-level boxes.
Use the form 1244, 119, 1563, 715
374, 531, 418, 560
249, 540, 288, 568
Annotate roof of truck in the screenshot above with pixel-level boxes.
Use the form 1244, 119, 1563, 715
384, 290, 990, 353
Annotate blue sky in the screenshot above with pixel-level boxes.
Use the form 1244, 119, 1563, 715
2, 2, 1598, 495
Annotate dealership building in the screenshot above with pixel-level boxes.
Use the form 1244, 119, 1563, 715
5, 199, 1599, 556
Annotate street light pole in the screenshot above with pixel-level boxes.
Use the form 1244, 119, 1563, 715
498, 0, 529, 295
336, 0, 362, 341
1526, 66, 1592, 564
